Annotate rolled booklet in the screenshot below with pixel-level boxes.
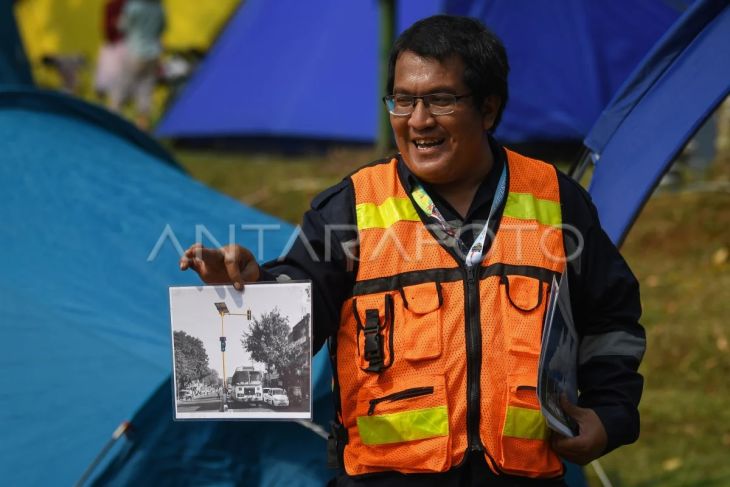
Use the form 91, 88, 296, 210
537, 271, 579, 437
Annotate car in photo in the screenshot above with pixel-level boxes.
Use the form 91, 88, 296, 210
265, 388, 289, 408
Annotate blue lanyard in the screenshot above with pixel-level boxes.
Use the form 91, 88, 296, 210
411, 163, 507, 267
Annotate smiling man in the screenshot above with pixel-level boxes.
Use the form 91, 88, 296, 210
181, 15, 645, 486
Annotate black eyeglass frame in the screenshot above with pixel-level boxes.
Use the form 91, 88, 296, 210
382, 93, 473, 116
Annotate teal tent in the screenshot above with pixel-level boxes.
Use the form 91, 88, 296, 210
0, 86, 332, 485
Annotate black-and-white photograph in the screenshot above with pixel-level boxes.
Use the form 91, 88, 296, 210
169, 282, 312, 420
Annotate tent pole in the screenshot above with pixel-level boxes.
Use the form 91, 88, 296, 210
74, 421, 130, 487
376, 0, 396, 155
591, 459, 614, 487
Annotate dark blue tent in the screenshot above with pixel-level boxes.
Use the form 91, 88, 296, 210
0, 0, 33, 85
157, 0, 682, 143
462, 0, 682, 142
156, 0, 442, 143
0, 86, 333, 486
581, 0, 729, 245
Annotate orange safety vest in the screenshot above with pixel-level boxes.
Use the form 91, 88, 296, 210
335, 149, 566, 478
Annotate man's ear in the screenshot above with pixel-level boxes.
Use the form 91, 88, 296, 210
481, 95, 500, 131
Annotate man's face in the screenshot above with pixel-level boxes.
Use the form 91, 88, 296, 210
390, 51, 497, 186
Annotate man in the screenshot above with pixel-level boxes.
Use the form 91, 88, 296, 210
180, 15, 645, 486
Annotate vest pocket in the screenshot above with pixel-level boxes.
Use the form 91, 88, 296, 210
353, 293, 396, 373
497, 377, 563, 477
501, 274, 547, 357
400, 281, 443, 361
495, 274, 563, 477
352, 375, 451, 473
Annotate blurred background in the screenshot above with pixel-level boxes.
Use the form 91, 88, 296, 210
15, 0, 238, 112
3, 0, 729, 486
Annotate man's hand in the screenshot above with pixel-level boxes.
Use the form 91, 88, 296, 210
550, 396, 608, 465
179, 243, 260, 290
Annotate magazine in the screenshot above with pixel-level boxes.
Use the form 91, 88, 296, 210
169, 281, 312, 420
537, 271, 579, 437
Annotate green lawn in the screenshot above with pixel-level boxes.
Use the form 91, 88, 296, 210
177, 147, 383, 224
176, 144, 730, 487
587, 164, 730, 486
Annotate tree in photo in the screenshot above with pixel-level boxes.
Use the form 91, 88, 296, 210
173, 330, 210, 392
241, 308, 308, 391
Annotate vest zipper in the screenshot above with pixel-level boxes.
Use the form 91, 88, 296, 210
367, 386, 434, 416
400, 170, 501, 457
465, 265, 483, 451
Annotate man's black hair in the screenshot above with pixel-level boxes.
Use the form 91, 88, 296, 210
386, 15, 509, 130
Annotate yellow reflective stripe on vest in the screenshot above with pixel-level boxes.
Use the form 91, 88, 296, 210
503, 192, 562, 227
356, 196, 420, 230
357, 406, 449, 445
503, 405, 549, 440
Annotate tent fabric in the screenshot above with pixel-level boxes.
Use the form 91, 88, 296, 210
0, 87, 331, 486
92, 357, 333, 486
0, 86, 178, 167
157, 0, 680, 143
585, 0, 730, 245
584, 0, 723, 153
0, 0, 33, 85
465, 0, 681, 142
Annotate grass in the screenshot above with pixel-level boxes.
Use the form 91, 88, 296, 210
584, 152, 730, 487
174, 131, 730, 487
176, 147, 384, 224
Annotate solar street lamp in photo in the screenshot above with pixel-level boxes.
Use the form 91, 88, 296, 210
214, 302, 230, 411
215, 302, 229, 315
214, 302, 247, 412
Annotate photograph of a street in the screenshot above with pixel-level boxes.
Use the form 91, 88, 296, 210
169, 282, 312, 420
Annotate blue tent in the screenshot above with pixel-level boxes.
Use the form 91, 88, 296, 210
156, 0, 682, 143
461, 0, 683, 142
156, 0, 442, 143
0, 86, 333, 486
0, 0, 33, 85
580, 0, 729, 245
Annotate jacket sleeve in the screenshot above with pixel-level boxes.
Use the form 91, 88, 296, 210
260, 178, 357, 354
559, 174, 646, 454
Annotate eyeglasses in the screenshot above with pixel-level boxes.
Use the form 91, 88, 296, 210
383, 93, 472, 116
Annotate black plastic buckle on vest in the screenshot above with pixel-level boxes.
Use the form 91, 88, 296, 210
362, 309, 384, 372
327, 420, 349, 469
